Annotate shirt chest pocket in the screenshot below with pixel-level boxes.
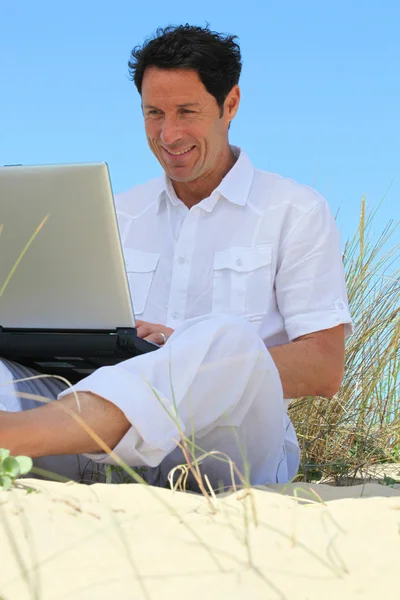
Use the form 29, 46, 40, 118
212, 245, 273, 317
124, 248, 160, 315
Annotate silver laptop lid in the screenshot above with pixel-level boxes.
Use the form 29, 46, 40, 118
0, 162, 135, 329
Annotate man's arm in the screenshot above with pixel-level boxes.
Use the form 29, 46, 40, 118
135, 318, 346, 399
268, 324, 345, 399
135, 317, 345, 399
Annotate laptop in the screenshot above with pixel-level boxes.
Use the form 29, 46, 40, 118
0, 162, 158, 383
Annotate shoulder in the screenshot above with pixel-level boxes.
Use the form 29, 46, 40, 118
250, 167, 328, 216
246, 165, 337, 248
114, 176, 164, 218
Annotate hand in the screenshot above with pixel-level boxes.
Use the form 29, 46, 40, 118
135, 320, 175, 346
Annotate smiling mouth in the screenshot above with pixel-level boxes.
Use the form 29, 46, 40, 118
163, 145, 195, 157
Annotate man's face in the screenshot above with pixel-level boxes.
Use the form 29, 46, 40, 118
141, 67, 238, 184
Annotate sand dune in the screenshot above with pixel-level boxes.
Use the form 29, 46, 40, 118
1, 479, 399, 600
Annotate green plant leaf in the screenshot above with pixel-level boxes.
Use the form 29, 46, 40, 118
0, 474, 13, 490
0, 448, 10, 462
382, 476, 397, 488
16, 456, 33, 475
2, 456, 21, 478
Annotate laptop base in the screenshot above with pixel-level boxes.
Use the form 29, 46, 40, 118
0, 327, 158, 384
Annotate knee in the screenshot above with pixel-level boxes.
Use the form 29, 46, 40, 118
171, 313, 269, 366
212, 316, 280, 380
213, 314, 264, 348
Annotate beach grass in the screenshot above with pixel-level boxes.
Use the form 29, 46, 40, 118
290, 197, 400, 483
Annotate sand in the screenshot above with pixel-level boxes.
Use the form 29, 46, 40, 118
1, 478, 399, 600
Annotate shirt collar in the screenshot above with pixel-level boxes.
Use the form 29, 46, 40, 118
156, 146, 255, 213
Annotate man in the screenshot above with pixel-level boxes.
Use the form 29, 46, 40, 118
0, 25, 352, 489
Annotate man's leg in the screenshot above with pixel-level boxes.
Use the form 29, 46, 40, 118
0, 359, 107, 481
0, 316, 300, 488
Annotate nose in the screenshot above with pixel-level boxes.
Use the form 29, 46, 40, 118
160, 116, 182, 146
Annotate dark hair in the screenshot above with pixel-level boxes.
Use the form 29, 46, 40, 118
128, 24, 242, 114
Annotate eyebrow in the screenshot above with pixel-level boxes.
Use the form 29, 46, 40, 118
143, 103, 200, 109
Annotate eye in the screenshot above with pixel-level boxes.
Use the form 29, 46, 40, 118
180, 108, 194, 114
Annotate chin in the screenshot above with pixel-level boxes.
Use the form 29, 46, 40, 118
167, 170, 196, 183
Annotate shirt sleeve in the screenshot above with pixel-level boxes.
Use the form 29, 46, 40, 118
275, 201, 353, 341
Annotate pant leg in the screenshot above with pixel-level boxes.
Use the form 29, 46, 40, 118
0, 359, 104, 482
59, 314, 300, 489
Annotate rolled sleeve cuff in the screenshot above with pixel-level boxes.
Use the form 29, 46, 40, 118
84, 427, 168, 469
57, 365, 182, 468
285, 302, 353, 341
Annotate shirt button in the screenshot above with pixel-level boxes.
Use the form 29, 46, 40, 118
177, 256, 185, 265
171, 312, 179, 320
236, 258, 243, 267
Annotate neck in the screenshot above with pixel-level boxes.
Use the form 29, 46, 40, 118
171, 146, 237, 209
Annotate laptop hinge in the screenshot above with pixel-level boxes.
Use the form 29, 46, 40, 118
115, 327, 137, 348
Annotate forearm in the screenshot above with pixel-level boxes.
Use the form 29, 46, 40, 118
1, 392, 131, 458
268, 328, 345, 399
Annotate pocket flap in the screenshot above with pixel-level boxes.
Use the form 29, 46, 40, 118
124, 248, 160, 273
214, 245, 272, 273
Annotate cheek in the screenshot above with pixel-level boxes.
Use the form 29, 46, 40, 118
144, 121, 160, 142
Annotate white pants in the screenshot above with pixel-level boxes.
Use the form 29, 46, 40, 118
0, 315, 300, 489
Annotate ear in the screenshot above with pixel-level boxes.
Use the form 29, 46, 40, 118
224, 85, 240, 123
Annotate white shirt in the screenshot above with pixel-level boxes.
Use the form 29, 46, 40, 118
116, 146, 353, 364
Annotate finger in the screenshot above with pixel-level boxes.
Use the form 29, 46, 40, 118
135, 319, 146, 327
136, 324, 153, 338
144, 333, 166, 346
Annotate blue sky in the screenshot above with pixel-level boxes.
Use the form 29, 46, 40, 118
1, 0, 399, 246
